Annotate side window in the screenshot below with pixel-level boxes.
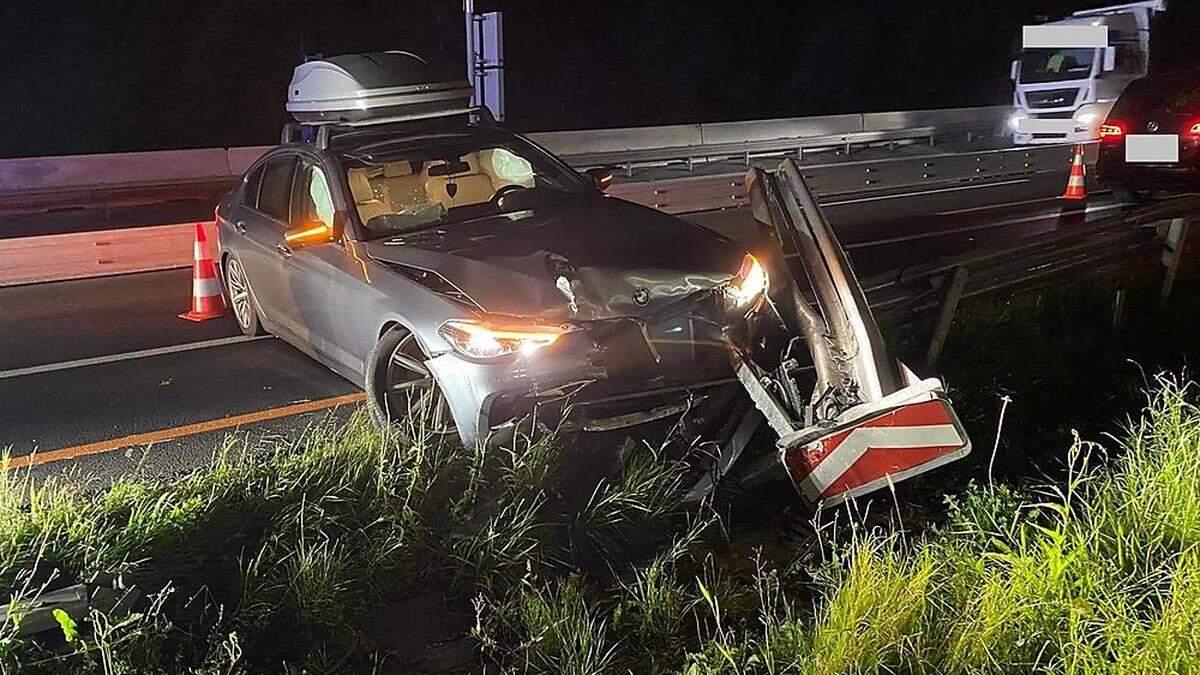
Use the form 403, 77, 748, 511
292, 160, 336, 229
244, 165, 264, 205
256, 155, 298, 223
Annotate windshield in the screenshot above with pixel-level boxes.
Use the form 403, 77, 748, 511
339, 127, 592, 240
1019, 48, 1095, 84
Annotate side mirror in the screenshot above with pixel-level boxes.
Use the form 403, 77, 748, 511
284, 218, 336, 248
1102, 47, 1117, 72
584, 167, 615, 191
1010, 59, 1019, 81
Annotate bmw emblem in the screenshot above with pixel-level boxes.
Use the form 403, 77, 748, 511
1147, 120, 1159, 133
632, 287, 651, 306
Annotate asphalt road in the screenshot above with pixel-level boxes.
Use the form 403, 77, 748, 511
0, 169, 1127, 482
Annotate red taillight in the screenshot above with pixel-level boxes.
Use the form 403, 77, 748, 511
1099, 122, 1125, 143
1188, 121, 1200, 137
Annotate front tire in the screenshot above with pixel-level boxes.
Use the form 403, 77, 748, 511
224, 255, 267, 337
365, 326, 458, 438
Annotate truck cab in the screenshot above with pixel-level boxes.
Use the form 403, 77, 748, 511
1009, 1, 1163, 145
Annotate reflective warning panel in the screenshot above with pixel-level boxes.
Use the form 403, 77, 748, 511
781, 388, 971, 506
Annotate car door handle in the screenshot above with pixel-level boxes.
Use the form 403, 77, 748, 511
234, 220, 247, 235
276, 244, 293, 258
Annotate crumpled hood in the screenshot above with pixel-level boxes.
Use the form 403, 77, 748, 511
364, 196, 746, 321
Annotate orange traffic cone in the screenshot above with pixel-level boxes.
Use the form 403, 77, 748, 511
1061, 144, 1087, 200
179, 223, 230, 322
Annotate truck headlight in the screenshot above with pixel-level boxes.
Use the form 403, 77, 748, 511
725, 254, 768, 307
1009, 112, 1027, 132
439, 319, 573, 359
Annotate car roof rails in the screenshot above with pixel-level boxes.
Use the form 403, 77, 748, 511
281, 107, 496, 150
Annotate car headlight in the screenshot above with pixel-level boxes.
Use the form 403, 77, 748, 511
1009, 112, 1027, 132
438, 319, 572, 359
725, 253, 768, 307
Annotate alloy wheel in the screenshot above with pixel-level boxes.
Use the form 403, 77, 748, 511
384, 331, 457, 435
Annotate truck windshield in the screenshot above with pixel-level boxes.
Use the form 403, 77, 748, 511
340, 127, 592, 240
1019, 48, 1095, 83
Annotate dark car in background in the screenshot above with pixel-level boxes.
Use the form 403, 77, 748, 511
1096, 66, 1200, 197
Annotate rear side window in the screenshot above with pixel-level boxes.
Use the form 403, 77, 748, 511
256, 155, 298, 222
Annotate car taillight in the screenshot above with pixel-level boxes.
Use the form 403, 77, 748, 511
1099, 122, 1125, 143
1188, 120, 1200, 137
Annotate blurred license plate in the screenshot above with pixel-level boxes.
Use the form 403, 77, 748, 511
1126, 134, 1179, 163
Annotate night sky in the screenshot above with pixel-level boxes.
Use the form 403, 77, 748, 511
1, 0, 1099, 158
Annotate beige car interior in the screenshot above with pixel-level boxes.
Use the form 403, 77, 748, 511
346, 148, 537, 227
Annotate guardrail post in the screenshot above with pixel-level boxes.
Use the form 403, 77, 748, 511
1160, 216, 1191, 305
925, 266, 969, 366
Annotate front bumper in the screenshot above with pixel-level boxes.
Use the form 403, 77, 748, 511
427, 295, 765, 446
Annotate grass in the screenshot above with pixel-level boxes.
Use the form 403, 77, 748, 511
0, 281, 1198, 672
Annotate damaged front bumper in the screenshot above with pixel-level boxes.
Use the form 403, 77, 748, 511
427, 298, 759, 446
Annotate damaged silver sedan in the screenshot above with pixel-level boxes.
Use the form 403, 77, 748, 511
214, 51, 969, 508
216, 118, 769, 445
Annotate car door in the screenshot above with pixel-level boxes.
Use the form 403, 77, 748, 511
232, 153, 301, 335
282, 156, 374, 380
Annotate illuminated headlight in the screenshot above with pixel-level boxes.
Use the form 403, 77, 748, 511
1009, 113, 1027, 132
1073, 104, 1110, 135
725, 253, 768, 307
438, 319, 572, 359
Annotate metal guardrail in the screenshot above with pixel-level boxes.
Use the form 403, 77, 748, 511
0, 105, 1012, 200
608, 144, 1079, 215
861, 194, 1200, 363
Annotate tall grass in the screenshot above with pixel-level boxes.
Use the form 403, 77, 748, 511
673, 375, 1200, 674
1, 374, 1198, 673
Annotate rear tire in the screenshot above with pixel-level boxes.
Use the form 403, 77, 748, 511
224, 255, 267, 337
365, 326, 458, 438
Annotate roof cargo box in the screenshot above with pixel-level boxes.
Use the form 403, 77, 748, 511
286, 51, 473, 125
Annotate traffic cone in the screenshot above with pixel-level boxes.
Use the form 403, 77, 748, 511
1061, 144, 1087, 200
179, 223, 231, 322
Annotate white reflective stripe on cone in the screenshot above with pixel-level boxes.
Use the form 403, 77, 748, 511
193, 276, 223, 298
194, 241, 206, 260
799, 424, 964, 501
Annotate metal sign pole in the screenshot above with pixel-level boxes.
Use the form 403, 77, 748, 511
463, 1, 504, 120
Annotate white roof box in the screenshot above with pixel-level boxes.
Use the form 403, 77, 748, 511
286, 51, 473, 125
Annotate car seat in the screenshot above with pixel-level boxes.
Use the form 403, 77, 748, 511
347, 168, 391, 225
424, 153, 497, 209
379, 161, 431, 212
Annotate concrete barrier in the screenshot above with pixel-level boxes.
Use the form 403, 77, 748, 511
700, 114, 864, 145
0, 222, 216, 287
529, 124, 704, 157
862, 106, 1010, 135
0, 149, 233, 195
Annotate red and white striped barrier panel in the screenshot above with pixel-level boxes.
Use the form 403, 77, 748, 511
781, 380, 971, 505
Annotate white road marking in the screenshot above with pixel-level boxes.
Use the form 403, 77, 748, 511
936, 195, 1061, 215
823, 179, 1031, 207
0, 335, 270, 380
846, 201, 1130, 249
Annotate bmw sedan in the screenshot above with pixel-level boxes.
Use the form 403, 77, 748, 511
214, 117, 769, 446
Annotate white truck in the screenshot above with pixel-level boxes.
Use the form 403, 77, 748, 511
1009, 1, 1165, 145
